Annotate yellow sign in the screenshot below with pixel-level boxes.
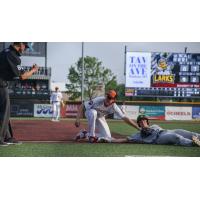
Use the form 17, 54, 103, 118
153, 75, 175, 83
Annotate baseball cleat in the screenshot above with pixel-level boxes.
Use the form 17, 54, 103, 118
88, 136, 98, 143
97, 137, 108, 143
192, 136, 200, 147
75, 130, 88, 141
97, 137, 112, 143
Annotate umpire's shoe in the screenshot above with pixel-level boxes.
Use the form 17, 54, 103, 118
5, 138, 22, 145
0, 141, 9, 147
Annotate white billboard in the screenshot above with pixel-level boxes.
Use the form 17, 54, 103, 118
126, 52, 151, 88
34, 104, 53, 118
114, 105, 139, 120
165, 106, 192, 120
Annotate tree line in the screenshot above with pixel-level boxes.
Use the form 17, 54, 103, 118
65, 56, 127, 101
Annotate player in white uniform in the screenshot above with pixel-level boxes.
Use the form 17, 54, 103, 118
75, 90, 140, 143
50, 87, 63, 121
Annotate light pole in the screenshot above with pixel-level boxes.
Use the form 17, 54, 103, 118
81, 42, 84, 102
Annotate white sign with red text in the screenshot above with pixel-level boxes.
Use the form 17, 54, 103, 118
165, 106, 192, 120
65, 104, 80, 117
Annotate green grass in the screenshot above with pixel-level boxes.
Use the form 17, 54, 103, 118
1, 119, 200, 157
0, 143, 200, 157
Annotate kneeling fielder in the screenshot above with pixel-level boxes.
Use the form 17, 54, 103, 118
75, 90, 140, 143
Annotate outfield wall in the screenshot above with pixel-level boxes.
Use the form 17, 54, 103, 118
11, 101, 200, 120
116, 104, 200, 120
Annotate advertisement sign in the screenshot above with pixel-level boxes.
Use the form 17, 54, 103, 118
114, 105, 139, 120
151, 52, 176, 87
151, 52, 200, 88
138, 106, 165, 120
126, 52, 151, 88
192, 107, 200, 119
11, 103, 34, 117
65, 104, 80, 117
125, 88, 134, 96
34, 104, 53, 117
165, 106, 192, 120
126, 51, 200, 98
125, 105, 139, 119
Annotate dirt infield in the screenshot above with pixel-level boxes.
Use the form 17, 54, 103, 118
12, 120, 122, 142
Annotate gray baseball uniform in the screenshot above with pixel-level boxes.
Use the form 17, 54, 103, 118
128, 124, 200, 146
84, 96, 125, 140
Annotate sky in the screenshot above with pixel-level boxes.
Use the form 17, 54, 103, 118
47, 42, 200, 84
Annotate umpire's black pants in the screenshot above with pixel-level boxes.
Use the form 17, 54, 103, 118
0, 87, 13, 142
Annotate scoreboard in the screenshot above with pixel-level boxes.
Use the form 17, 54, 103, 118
125, 52, 200, 98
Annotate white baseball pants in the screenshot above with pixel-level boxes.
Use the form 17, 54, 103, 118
52, 102, 61, 120
85, 109, 112, 140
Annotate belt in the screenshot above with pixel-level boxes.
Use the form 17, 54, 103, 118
153, 130, 165, 144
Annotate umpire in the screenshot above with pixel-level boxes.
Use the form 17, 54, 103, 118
0, 42, 38, 146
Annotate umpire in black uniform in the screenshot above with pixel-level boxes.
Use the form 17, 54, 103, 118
0, 42, 39, 146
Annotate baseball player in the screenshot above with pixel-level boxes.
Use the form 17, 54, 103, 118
116, 115, 200, 147
74, 90, 140, 143
50, 87, 63, 121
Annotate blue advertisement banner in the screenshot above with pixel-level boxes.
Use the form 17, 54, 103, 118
11, 103, 34, 117
139, 106, 165, 120
192, 107, 200, 119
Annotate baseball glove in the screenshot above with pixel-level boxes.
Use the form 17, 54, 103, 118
75, 120, 80, 127
140, 128, 154, 138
